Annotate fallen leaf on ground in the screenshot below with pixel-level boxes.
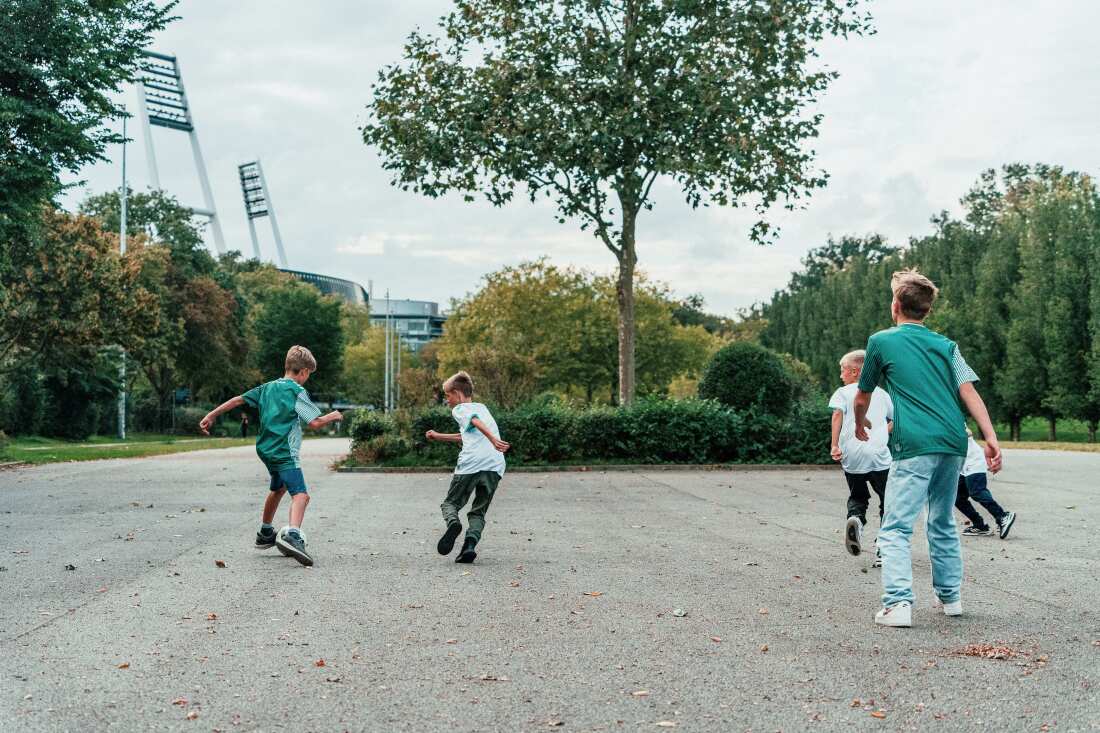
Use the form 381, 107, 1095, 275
710, 636, 722, 643
479, 674, 510, 681
185, 710, 198, 720
671, 608, 687, 617
508, 580, 520, 587
314, 659, 326, 667
760, 644, 769, 652
206, 613, 217, 621
870, 711, 886, 719
171, 697, 188, 706
214, 560, 226, 568
117, 662, 130, 669
583, 591, 603, 597
951, 643, 1021, 660
97, 587, 108, 593
64, 564, 76, 571
446, 639, 458, 644
325, 676, 342, 683
547, 721, 564, 727
758, 607, 769, 615
657, 722, 677, 728
632, 690, 650, 697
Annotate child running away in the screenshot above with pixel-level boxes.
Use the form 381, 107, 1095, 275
829, 349, 893, 568
854, 269, 1002, 628
199, 345, 342, 566
956, 428, 1016, 538
425, 371, 510, 564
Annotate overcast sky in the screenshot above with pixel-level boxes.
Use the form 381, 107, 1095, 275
63, 1, 1100, 315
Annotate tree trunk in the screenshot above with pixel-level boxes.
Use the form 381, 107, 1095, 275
1089, 420, 1097, 443
616, 207, 638, 406
1010, 416, 1021, 442
1047, 415, 1056, 442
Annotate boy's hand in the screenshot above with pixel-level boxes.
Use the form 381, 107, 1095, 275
328, 410, 343, 422
425, 430, 439, 441
854, 418, 872, 442
830, 444, 842, 461
490, 437, 510, 453
199, 414, 214, 435
984, 438, 1002, 474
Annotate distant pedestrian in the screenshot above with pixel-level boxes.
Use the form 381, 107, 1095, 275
854, 269, 1002, 628
240, 413, 249, 438
955, 430, 1016, 538
828, 349, 893, 568
199, 345, 342, 566
424, 371, 509, 564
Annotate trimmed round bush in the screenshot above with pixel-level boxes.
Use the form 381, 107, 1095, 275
698, 341, 795, 416
349, 410, 394, 443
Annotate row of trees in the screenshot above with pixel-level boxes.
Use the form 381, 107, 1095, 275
760, 164, 1100, 441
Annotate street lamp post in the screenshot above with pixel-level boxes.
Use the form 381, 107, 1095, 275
117, 114, 128, 440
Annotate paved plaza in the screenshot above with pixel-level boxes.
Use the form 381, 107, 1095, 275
2, 440, 1097, 731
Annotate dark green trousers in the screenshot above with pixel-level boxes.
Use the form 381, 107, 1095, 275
441, 470, 501, 543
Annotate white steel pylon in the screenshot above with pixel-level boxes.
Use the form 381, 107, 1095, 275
238, 159, 288, 267
135, 51, 226, 254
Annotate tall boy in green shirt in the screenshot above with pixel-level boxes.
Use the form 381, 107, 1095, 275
854, 270, 1002, 628
200, 345, 342, 566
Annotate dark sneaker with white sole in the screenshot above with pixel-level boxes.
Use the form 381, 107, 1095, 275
276, 529, 313, 566
437, 522, 462, 555
962, 525, 992, 536
255, 526, 277, 549
455, 536, 478, 564
997, 511, 1016, 539
845, 516, 863, 556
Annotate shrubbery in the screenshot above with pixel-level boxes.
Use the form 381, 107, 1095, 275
346, 397, 830, 467
698, 341, 795, 416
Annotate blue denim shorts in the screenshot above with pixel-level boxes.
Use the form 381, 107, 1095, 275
268, 467, 308, 496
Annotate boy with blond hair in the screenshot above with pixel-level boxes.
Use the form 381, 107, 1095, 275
829, 349, 893, 567
854, 269, 1002, 628
200, 345, 342, 566
425, 371, 509, 563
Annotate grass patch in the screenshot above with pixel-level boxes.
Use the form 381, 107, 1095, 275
0, 433, 255, 466
1002, 441, 1100, 453
995, 417, 1096, 443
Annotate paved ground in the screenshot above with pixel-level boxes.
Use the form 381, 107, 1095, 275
2, 441, 1097, 732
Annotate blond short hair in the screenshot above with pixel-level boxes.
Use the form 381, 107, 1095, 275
891, 268, 939, 320
285, 345, 317, 374
443, 370, 474, 397
840, 350, 865, 369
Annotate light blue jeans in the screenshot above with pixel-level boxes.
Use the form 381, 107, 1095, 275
879, 453, 965, 607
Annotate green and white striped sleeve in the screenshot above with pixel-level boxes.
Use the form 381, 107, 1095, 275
295, 392, 323, 424
951, 346, 979, 387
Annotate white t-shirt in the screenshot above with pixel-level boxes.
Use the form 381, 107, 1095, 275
961, 437, 988, 476
828, 383, 894, 474
452, 402, 506, 476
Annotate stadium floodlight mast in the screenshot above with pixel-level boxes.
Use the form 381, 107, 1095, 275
135, 50, 226, 253
117, 113, 129, 440
238, 159, 288, 266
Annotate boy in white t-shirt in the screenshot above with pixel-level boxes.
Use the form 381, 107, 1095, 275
955, 430, 1016, 539
425, 371, 510, 563
829, 350, 894, 564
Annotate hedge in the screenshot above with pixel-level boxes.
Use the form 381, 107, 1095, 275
346, 398, 830, 467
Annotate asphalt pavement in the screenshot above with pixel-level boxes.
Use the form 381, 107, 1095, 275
2, 441, 1097, 732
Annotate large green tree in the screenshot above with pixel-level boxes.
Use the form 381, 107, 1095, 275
364, 0, 871, 404
253, 284, 346, 399
0, 0, 174, 263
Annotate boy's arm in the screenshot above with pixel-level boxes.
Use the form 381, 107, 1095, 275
853, 391, 874, 441
959, 382, 1002, 472
425, 430, 463, 443
200, 396, 246, 435
830, 411, 843, 461
470, 417, 510, 453
306, 411, 343, 430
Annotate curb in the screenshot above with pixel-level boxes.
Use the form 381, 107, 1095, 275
335, 463, 837, 474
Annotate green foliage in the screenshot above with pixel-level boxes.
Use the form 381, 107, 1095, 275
0, 362, 47, 436
0, 0, 175, 261
348, 410, 394, 443
40, 362, 119, 441
351, 398, 829, 466
253, 283, 346, 398
698, 342, 795, 417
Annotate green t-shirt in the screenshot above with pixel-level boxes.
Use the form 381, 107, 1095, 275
857, 323, 978, 461
241, 378, 323, 471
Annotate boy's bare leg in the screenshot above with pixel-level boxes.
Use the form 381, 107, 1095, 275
289, 493, 310, 528
262, 487, 287, 524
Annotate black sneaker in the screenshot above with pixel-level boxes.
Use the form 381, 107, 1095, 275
455, 537, 478, 564
255, 526, 277, 549
998, 511, 1016, 539
437, 522, 462, 555
276, 529, 313, 567
845, 516, 863, 556
962, 525, 993, 536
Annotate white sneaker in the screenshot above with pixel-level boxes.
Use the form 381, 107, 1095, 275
932, 597, 962, 616
845, 517, 863, 556
875, 602, 912, 627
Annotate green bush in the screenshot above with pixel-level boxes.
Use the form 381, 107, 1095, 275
349, 410, 394, 442
172, 407, 211, 435
698, 341, 795, 416
348, 397, 830, 466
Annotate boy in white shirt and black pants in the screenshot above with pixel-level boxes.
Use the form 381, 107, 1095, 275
955, 429, 1016, 538
425, 371, 510, 564
829, 350, 894, 567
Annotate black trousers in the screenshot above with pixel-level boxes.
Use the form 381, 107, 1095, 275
954, 474, 1006, 529
844, 469, 889, 524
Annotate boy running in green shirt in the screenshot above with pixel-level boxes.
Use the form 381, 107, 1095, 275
200, 345, 342, 566
854, 270, 1002, 628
